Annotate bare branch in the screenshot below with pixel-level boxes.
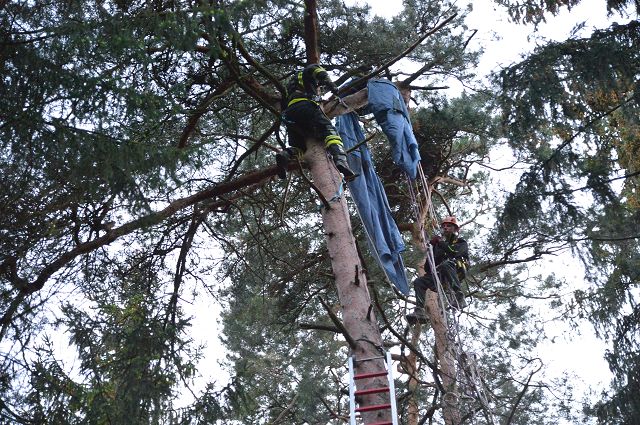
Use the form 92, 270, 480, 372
340, 13, 458, 94
268, 393, 300, 425
505, 360, 543, 425
430, 176, 468, 187
318, 297, 357, 349
405, 85, 450, 91
299, 323, 341, 333
322, 89, 369, 119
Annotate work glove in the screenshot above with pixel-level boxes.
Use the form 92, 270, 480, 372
329, 83, 340, 97
429, 236, 442, 245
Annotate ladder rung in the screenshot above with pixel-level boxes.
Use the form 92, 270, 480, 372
356, 403, 391, 413
353, 355, 385, 363
354, 371, 388, 380
355, 386, 390, 396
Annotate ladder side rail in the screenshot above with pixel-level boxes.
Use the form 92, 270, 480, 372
348, 356, 357, 425
385, 351, 399, 425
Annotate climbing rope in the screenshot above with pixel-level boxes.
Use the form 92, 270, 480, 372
406, 167, 450, 324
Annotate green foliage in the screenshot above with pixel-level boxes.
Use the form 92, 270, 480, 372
0, 255, 199, 424
215, 199, 347, 423
2, 0, 637, 424
499, 21, 639, 149
495, 17, 640, 425
412, 92, 497, 179
378, 91, 498, 224
495, 0, 639, 25
493, 21, 639, 245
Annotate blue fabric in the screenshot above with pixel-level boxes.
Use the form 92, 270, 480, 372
335, 112, 410, 295
366, 79, 421, 179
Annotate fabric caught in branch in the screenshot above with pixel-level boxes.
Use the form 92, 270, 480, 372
366, 78, 421, 179
335, 111, 410, 295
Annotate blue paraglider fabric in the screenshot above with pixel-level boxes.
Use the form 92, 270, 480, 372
335, 112, 410, 295
365, 78, 421, 179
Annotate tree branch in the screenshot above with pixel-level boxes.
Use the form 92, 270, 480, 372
318, 296, 357, 348
299, 323, 341, 333
341, 13, 458, 94
370, 287, 445, 393
178, 78, 236, 148
11, 167, 284, 296
505, 360, 543, 425
541, 94, 636, 170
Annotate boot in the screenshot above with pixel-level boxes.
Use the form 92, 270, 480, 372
455, 290, 467, 310
447, 290, 467, 311
327, 145, 358, 182
275, 148, 293, 179
406, 307, 428, 325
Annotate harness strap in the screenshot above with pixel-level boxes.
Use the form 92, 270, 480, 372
287, 97, 319, 107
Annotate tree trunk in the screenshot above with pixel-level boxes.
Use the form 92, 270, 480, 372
305, 140, 392, 424
404, 255, 461, 425
406, 326, 422, 425
424, 290, 461, 425
303, 0, 319, 63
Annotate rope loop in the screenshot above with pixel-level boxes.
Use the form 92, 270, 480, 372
443, 391, 460, 406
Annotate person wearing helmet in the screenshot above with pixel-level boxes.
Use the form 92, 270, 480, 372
275, 64, 358, 182
406, 216, 469, 324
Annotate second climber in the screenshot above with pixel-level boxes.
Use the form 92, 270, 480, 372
406, 216, 469, 324
275, 63, 358, 181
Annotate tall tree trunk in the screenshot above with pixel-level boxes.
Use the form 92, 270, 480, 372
406, 327, 422, 425
305, 140, 392, 424
404, 255, 461, 425
303, 0, 319, 63
424, 290, 461, 425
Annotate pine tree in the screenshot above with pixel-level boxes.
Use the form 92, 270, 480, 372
3, 0, 636, 424
494, 1, 640, 423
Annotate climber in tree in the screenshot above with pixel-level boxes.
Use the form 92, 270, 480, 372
275, 63, 358, 181
406, 216, 469, 324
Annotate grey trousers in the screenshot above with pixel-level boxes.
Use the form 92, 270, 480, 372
413, 259, 462, 307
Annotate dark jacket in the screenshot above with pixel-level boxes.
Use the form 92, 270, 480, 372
429, 234, 469, 278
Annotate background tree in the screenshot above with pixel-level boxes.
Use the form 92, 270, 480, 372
492, 1, 640, 423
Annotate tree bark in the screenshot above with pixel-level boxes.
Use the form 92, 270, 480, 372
305, 141, 392, 424
303, 0, 319, 63
424, 290, 461, 425
406, 326, 422, 425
